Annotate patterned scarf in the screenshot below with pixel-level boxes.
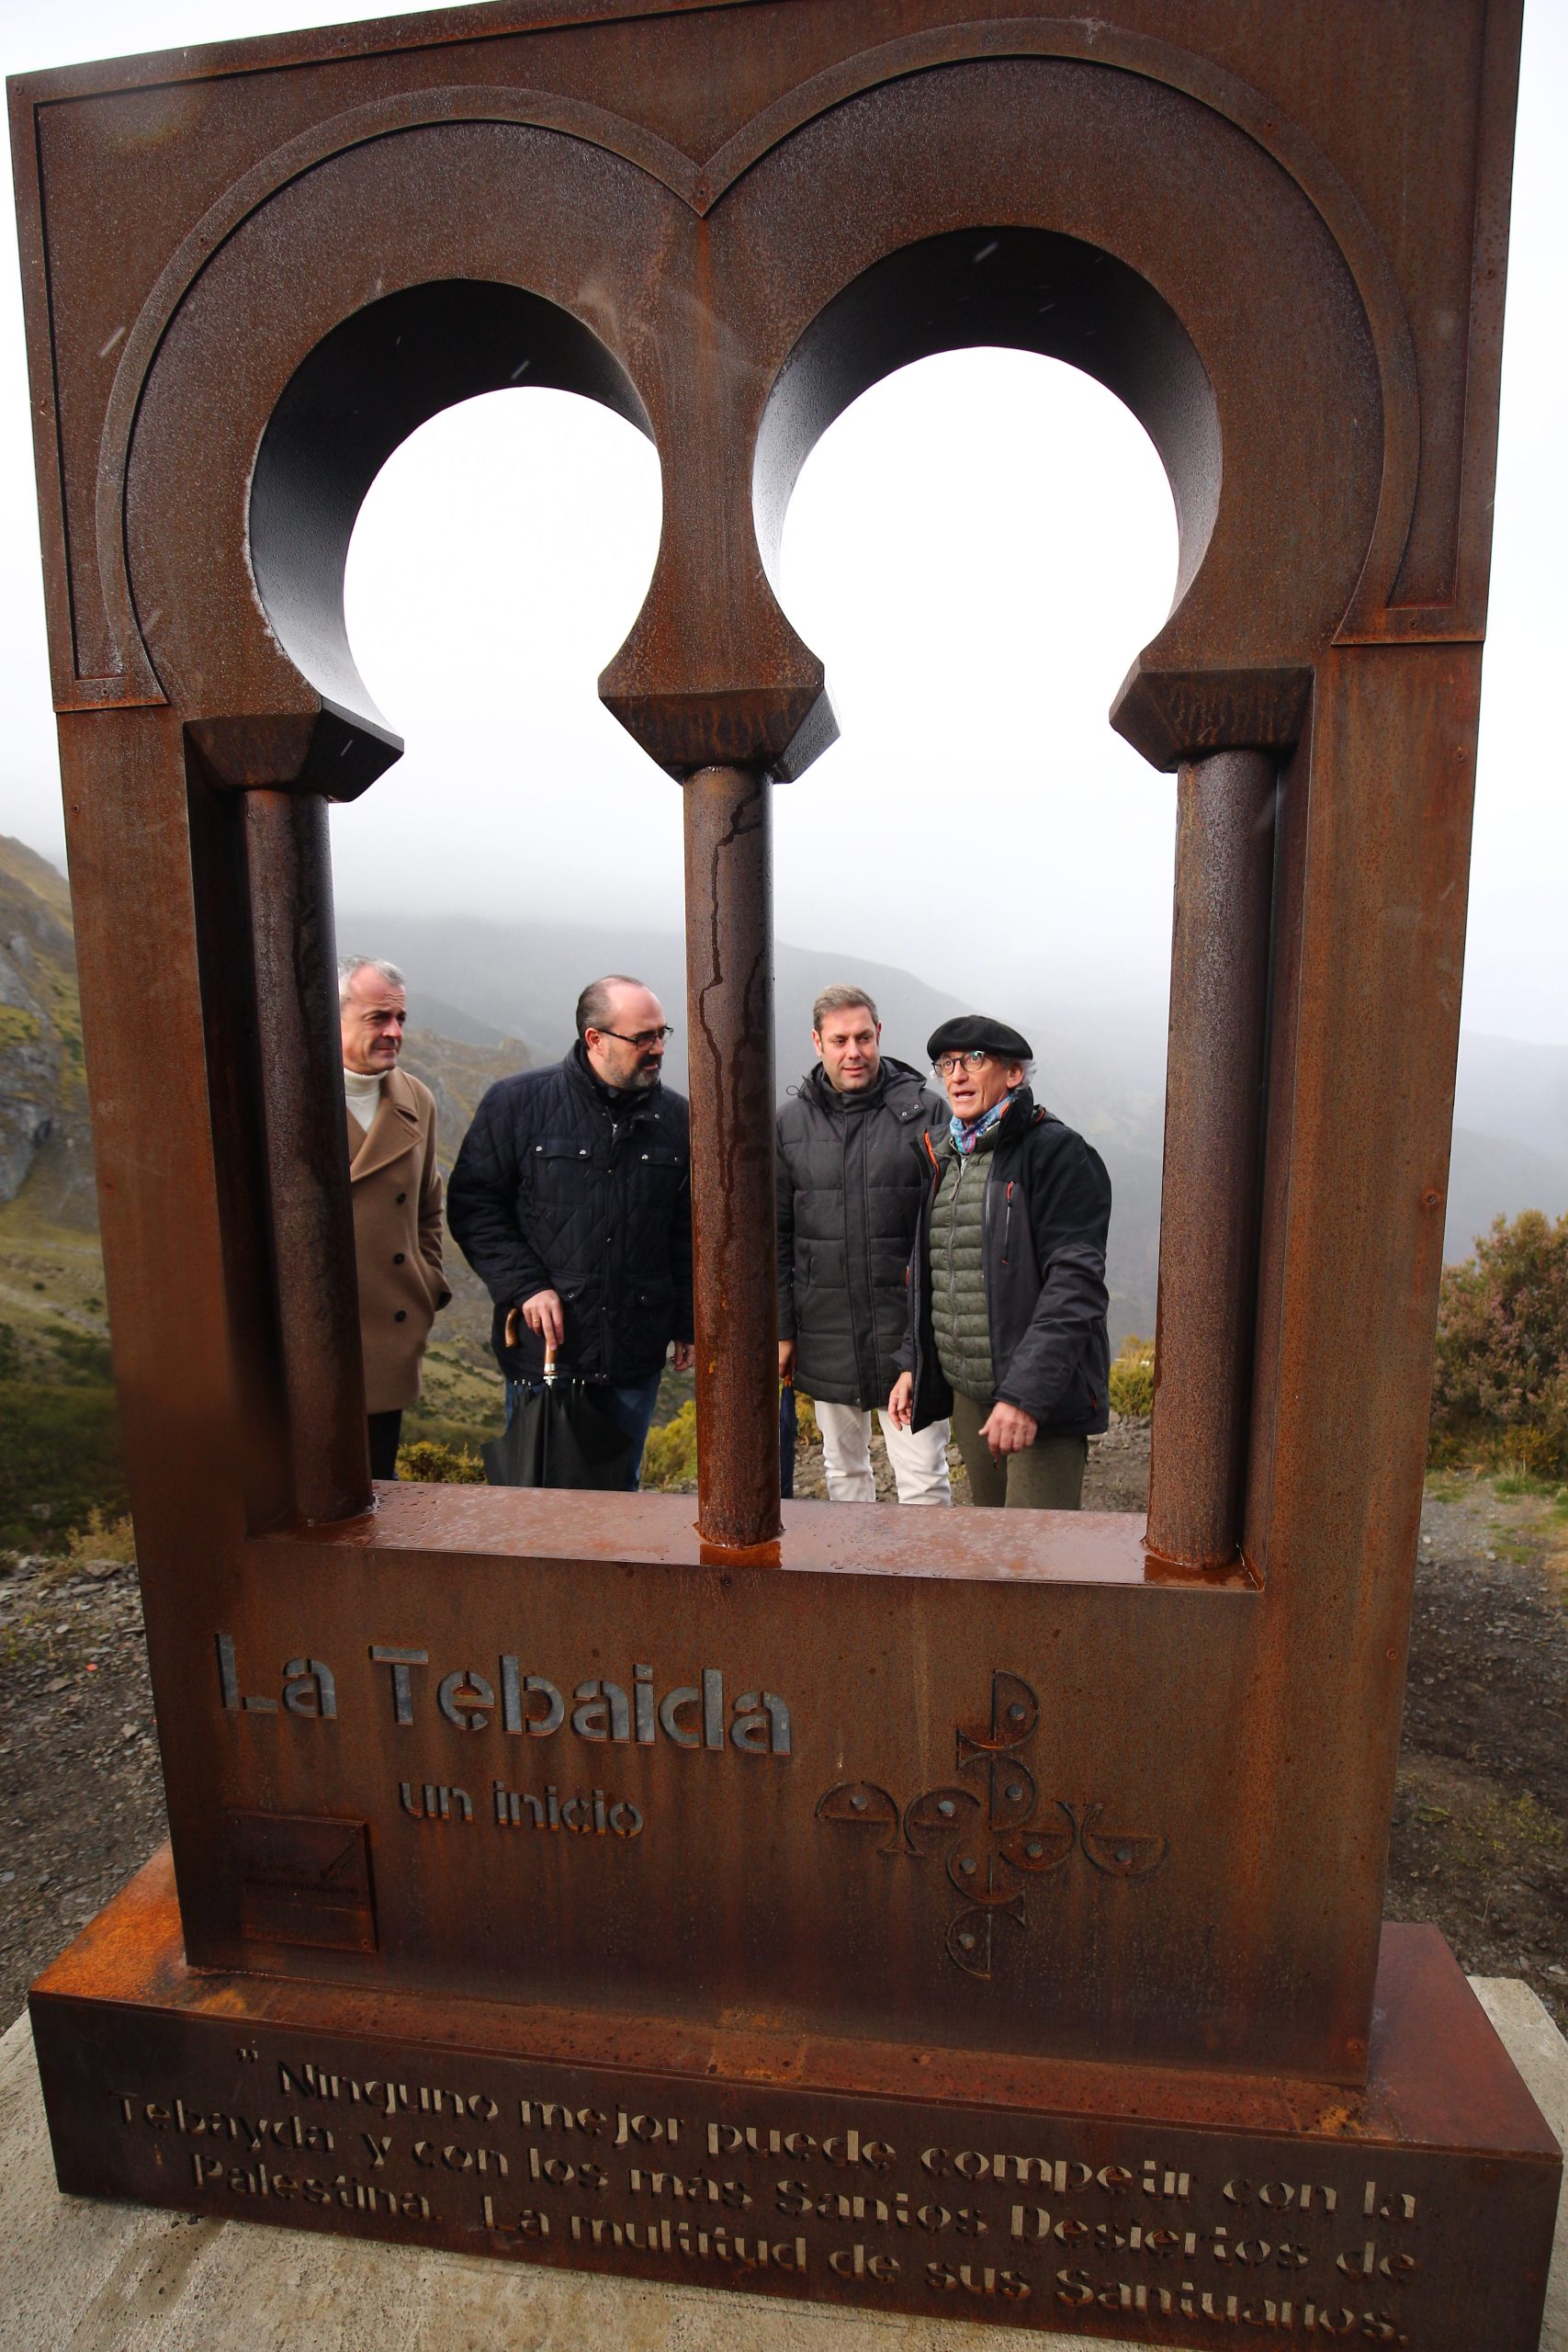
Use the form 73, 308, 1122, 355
950, 1091, 1019, 1157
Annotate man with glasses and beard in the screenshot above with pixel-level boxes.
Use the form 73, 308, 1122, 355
448, 976, 694, 1486
887, 1016, 1111, 1510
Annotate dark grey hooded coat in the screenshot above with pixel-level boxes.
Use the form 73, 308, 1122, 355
775, 1057, 948, 1409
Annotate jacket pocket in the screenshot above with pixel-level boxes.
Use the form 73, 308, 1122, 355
529, 1135, 595, 1195
632, 1142, 684, 1196
1059, 1361, 1100, 1426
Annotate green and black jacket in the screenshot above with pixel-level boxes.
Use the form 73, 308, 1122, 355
897, 1087, 1112, 1437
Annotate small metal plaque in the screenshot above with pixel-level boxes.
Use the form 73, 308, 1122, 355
229, 1812, 376, 1954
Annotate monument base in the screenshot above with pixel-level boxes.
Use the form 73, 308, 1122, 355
30, 1852, 1560, 2351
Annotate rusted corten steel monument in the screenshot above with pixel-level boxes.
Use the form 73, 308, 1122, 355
10, 1, 1560, 2342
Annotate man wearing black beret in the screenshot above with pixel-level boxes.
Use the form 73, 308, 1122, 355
888, 1016, 1111, 1509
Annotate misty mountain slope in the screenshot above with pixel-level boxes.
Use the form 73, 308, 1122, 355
1452, 1033, 1568, 1159
1445, 1126, 1568, 1261
401, 990, 512, 1048
350, 910, 1160, 1139
2, 840, 1561, 1363
397, 1030, 535, 1170
347, 912, 968, 1090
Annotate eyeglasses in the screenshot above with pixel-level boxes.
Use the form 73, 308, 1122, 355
595, 1025, 674, 1049
934, 1048, 990, 1077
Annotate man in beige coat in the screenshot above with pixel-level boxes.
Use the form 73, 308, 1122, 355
340, 956, 450, 1477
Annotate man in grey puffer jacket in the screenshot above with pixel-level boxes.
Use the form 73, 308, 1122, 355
776, 988, 952, 1503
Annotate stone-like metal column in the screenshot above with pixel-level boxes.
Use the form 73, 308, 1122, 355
1146, 749, 1277, 1569
243, 788, 372, 1523
682, 764, 781, 1551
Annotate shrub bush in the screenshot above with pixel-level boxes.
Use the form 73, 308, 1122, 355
45, 1327, 115, 1385
62, 1507, 137, 1569
643, 1398, 698, 1490
1109, 1333, 1155, 1419
395, 1437, 486, 1484
1429, 1209, 1568, 1476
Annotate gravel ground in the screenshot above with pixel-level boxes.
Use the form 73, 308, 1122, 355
2, 1424, 1563, 2031
1390, 1472, 1568, 2024
0, 1555, 165, 2024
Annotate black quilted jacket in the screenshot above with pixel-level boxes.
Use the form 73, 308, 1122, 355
447, 1046, 694, 1383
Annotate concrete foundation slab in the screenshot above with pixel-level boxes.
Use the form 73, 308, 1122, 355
3, 1973, 1563, 2351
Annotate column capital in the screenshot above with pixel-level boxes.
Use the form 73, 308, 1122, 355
186, 704, 400, 802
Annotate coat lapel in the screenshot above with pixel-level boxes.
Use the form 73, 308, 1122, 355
349, 1067, 422, 1182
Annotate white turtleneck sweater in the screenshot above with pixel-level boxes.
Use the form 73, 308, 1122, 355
344, 1067, 383, 1133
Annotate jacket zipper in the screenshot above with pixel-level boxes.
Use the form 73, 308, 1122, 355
945, 1156, 963, 1326
860, 1113, 877, 1393
913, 1133, 940, 1403
601, 1101, 636, 1355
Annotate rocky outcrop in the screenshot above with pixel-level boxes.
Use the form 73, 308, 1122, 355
0, 838, 95, 1227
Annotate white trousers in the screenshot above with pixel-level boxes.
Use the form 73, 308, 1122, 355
815, 1400, 953, 1506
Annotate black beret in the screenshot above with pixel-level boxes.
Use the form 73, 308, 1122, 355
927, 1014, 1033, 1063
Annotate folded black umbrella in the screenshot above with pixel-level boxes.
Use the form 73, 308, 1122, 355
780, 1380, 797, 1500
483, 1342, 636, 1492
